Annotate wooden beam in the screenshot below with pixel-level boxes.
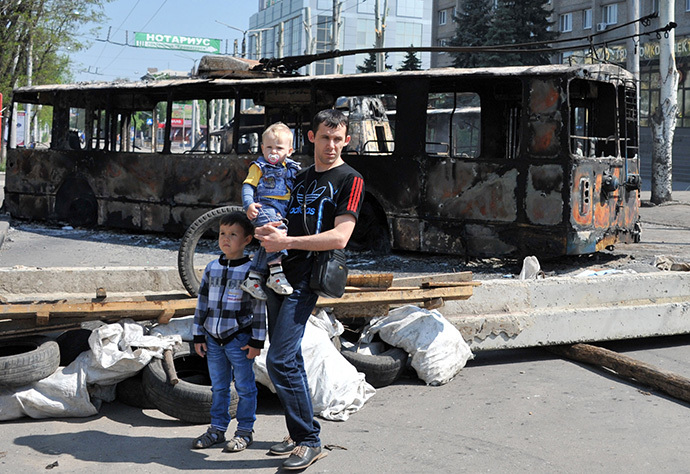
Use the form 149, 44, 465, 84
549, 343, 690, 404
317, 285, 473, 306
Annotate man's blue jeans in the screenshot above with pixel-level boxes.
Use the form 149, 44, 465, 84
266, 278, 321, 447
205, 331, 257, 436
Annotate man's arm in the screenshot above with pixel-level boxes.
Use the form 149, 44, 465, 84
255, 214, 356, 253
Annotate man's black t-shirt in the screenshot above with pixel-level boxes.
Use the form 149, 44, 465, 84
283, 162, 364, 285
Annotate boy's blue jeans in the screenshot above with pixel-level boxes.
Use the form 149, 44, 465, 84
205, 331, 257, 436
265, 278, 321, 447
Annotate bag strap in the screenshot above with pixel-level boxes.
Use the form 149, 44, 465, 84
301, 166, 315, 236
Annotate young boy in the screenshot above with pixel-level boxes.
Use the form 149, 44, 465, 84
192, 211, 266, 453
240, 122, 301, 301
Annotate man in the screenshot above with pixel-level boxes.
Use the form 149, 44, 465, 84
255, 108, 364, 470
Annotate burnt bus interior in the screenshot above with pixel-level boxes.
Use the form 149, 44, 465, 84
5, 63, 640, 258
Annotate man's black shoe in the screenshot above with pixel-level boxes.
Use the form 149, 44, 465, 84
282, 445, 327, 470
269, 436, 295, 455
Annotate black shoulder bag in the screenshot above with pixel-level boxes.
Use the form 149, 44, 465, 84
301, 168, 348, 298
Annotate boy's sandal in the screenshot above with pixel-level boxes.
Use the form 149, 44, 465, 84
223, 434, 253, 452
192, 428, 226, 449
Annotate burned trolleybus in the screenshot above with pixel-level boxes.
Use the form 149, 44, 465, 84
4, 61, 641, 258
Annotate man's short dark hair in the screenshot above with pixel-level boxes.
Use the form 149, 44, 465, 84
219, 211, 254, 237
311, 108, 348, 135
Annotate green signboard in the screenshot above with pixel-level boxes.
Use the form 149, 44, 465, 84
135, 32, 221, 54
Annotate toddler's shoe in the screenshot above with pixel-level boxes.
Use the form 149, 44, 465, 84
267, 271, 293, 295
241, 275, 267, 300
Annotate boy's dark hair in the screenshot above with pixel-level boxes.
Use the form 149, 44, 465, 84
311, 108, 349, 135
219, 211, 254, 237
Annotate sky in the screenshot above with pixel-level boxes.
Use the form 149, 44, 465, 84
70, 0, 257, 82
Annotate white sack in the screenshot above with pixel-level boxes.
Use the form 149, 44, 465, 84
151, 315, 195, 341
0, 320, 180, 420
364, 305, 473, 386
254, 310, 375, 421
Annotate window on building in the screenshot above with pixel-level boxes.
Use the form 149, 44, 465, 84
686, 0, 690, 11
603, 4, 618, 25
397, 0, 422, 18
583, 9, 592, 29
651, 0, 659, 13
395, 22, 423, 65
560, 13, 572, 32
315, 15, 334, 75
439, 10, 447, 25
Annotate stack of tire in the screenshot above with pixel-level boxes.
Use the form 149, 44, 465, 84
0, 333, 235, 424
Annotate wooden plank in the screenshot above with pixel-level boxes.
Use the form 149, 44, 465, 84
392, 271, 473, 288
317, 285, 474, 306
0, 298, 197, 319
421, 281, 482, 288
549, 343, 690, 404
346, 273, 394, 288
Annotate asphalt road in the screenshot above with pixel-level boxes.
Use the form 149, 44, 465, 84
2, 336, 690, 473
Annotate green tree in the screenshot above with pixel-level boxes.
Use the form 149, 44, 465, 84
357, 49, 392, 73
397, 46, 422, 71
484, 0, 557, 66
450, 0, 557, 68
0, 0, 109, 105
449, 0, 493, 68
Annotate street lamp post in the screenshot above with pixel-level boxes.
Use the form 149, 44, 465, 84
216, 20, 248, 58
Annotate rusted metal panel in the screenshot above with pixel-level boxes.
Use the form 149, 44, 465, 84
425, 162, 518, 222
525, 164, 564, 226
527, 78, 564, 157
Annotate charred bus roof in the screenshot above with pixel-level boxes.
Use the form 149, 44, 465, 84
12, 62, 634, 109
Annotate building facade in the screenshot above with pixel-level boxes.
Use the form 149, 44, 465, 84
550, 0, 690, 188
248, 0, 433, 74
431, 0, 459, 68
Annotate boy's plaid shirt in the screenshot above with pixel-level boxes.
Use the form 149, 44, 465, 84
193, 255, 267, 349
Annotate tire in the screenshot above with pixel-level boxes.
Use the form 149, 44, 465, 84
117, 372, 157, 409
348, 199, 391, 254
0, 336, 60, 387
340, 345, 408, 388
142, 342, 238, 424
55, 328, 92, 366
178, 206, 244, 297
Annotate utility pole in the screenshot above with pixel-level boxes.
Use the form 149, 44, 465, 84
25, 36, 33, 147
277, 22, 284, 58
650, 0, 678, 204
304, 8, 315, 75
374, 0, 388, 72
332, 0, 342, 73
626, 0, 640, 85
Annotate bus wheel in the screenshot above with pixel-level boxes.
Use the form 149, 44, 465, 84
55, 177, 98, 227
178, 206, 244, 297
348, 200, 391, 254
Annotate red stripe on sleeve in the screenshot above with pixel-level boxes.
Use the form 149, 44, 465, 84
347, 177, 363, 212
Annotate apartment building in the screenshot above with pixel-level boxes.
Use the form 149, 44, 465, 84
248, 0, 433, 75
431, 0, 458, 68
